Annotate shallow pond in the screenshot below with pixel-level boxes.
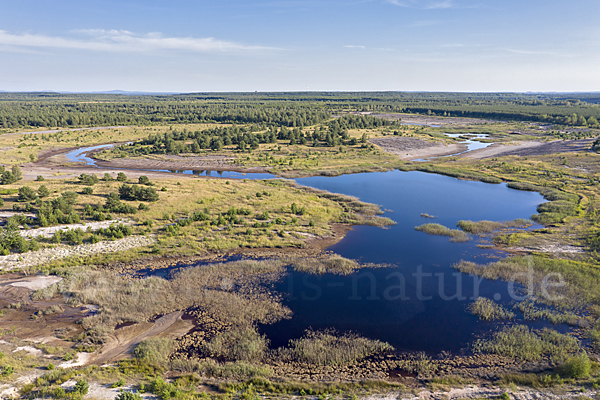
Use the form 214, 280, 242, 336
443, 133, 493, 153
64, 144, 117, 166
259, 171, 548, 353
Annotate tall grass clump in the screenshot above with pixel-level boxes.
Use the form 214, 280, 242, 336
280, 329, 393, 366
289, 255, 392, 275
473, 325, 580, 362
134, 338, 175, 366
204, 327, 269, 362
467, 297, 515, 321
415, 223, 471, 242
516, 300, 580, 326
454, 256, 600, 309
457, 219, 531, 234
291, 256, 360, 275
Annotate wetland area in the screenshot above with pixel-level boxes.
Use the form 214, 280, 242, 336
1, 92, 600, 399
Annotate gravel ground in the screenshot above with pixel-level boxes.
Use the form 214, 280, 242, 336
0, 235, 156, 270
20, 219, 133, 239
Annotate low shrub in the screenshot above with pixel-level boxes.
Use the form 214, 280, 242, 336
556, 354, 591, 379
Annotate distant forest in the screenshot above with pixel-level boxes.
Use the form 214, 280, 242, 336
0, 91, 599, 129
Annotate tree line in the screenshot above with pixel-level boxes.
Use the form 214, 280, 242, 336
1, 92, 599, 130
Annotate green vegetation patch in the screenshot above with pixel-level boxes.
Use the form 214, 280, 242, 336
467, 297, 515, 321
278, 329, 394, 366
473, 325, 581, 362
415, 223, 471, 242
457, 219, 532, 234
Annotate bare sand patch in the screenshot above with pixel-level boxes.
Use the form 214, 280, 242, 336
10, 275, 62, 290
58, 352, 95, 368
20, 219, 133, 239
460, 138, 596, 159
370, 137, 466, 160
0, 235, 155, 270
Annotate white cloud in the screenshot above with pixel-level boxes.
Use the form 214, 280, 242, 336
0, 30, 277, 53
344, 45, 366, 49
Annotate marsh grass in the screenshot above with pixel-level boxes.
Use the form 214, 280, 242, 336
204, 327, 269, 362
398, 164, 503, 184
289, 254, 393, 275
454, 256, 600, 309
467, 298, 515, 321
34, 259, 292, 330
506, 182, 580, 225
516, 300, 581, 326
473, 325, 581, 362
290, 255, 360, 275
457, 219, 532, 234
134, 338, 176, 366
220, 377, 404, 397
415, 223, 471, 242
169, 359, 273, 380
278, 329, 393, 366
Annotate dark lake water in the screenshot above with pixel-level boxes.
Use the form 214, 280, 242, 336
259, 170, 547, 354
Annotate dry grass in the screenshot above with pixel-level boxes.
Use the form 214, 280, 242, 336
277, 329, 393, 366
0, 124, 225, 165
34, 259, 292, 329
289, 254, 393, 275
204, 327, 269, 362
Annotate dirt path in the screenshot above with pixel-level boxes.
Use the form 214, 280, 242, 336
93, 311, 184, 365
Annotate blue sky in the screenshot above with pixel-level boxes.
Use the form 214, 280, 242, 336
1, 0, 599, 92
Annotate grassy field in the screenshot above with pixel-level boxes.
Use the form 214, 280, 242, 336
0, 124, 228, 165
0, 172, 396, 263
